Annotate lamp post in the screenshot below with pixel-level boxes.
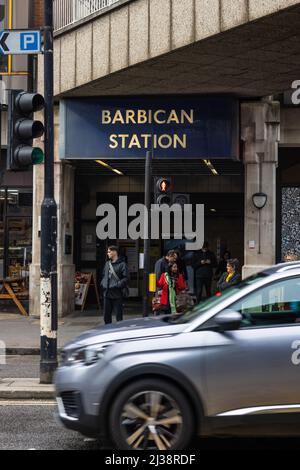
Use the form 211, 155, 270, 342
40, 0, 58, 384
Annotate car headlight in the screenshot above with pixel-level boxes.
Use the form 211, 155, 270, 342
62, 343, 113, 366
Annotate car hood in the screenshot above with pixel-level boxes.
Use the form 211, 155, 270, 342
63, 317, 187, 350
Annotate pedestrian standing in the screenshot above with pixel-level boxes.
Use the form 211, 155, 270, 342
193, 241, 217, 302
217, 258, 240, 292
174, 249, 188, 283
101, 245, 129, 324
157, 262, 186, 315
154, 250, 177, 284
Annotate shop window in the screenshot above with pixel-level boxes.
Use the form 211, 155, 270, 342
0, 188, 33, 281
7, 189, 33, 216
8, 217, 32, 272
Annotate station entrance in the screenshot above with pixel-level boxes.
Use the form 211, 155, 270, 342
72, 158, 244, 300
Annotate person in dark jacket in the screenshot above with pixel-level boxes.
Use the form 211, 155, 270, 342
217, 258, 241, 292
101, 245, 129, 324
193, 241, 217, 302
154, 250, 177, 284
174, 249, 188, 283
215, 250, 231, 280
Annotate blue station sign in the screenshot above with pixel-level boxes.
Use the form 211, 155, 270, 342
60, 96, 239, 160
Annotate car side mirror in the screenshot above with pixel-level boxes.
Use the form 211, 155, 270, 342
214, 310, 242, 332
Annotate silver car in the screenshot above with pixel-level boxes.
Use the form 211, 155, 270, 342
55, 262, 300, 450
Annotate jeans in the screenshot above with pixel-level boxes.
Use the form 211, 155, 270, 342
196, 277, 212, 303
103, 297, 123, 324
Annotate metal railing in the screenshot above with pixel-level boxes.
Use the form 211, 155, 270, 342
54, 0, 121, 31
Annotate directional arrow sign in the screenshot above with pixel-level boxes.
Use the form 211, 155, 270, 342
0, 30, 42, 55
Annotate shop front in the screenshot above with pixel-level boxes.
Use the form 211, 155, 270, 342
0, 153, 33, 312
0, 187, 33, 279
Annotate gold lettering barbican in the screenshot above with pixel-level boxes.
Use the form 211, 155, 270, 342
102, 109, 194, 125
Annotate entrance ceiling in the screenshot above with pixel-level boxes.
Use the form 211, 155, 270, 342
72, 158, 244, 176
59, 5, 300, 98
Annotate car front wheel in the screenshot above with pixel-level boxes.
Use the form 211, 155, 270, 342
109, 378, 194, 450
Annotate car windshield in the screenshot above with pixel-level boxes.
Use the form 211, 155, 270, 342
163, 271, 268, 324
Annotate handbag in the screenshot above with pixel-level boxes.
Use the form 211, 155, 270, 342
109, 262, 129, 298
152, 289, 163, 313
152, 295, 161, 312
175, 290, 194, 313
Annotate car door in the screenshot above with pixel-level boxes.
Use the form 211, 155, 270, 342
202, 275, 300, 418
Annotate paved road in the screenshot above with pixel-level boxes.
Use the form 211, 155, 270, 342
2, 401, 300, 450
0, 357, 102, 450
0, 401, 102, 450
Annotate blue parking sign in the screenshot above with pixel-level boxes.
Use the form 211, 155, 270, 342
0, 30, 42, 55
20, 32, 40, 51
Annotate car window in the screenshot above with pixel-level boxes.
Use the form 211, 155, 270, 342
230, 277, 300, 328
164, 272, 268, 324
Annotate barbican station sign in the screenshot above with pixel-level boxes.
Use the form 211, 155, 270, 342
60, 96, 239, 160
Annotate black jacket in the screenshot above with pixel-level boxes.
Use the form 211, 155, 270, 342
193, 250, 217, 278
217, 271, 241, 292
176, 257, 188, 281
155, 256, 188, 282
154, 257, 170, 283
101, 258, 129, 299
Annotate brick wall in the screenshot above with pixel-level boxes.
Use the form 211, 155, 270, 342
32, 0, 44, 28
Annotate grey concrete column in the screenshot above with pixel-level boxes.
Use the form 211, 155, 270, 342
30, 106, 75, 317
29, 163, 43, 317
241, 100, 280, 279
56, 160, 75, 317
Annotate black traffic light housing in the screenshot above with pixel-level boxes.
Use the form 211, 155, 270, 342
7, 90, 45, 171
154, 176, 172, 205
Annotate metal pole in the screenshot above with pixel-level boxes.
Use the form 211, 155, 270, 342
40, 0, 58, 384
142, 151, 152, 317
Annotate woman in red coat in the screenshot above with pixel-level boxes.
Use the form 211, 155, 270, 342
157, 262, 186, 315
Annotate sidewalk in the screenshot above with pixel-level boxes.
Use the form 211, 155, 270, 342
0, 302, 143, 354
0, 378, 54, 399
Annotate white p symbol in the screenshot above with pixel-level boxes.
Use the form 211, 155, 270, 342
24, 34, 35, 49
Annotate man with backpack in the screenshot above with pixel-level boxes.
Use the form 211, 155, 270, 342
101, 245, 129, 324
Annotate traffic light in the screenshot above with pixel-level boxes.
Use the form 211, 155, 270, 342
154, 177, 172, 205
7, 89, 45, 171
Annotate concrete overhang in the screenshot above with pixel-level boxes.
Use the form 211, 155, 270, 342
50, 0, 300, 98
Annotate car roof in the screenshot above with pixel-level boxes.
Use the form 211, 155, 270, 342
261, 261, 300, 275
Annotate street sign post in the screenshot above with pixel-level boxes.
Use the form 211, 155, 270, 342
40, 0, 58, 384
0, 30, 42, 55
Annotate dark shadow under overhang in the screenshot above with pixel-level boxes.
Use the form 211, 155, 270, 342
71, 158, 244, 177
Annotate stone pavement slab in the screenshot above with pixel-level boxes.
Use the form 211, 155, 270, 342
0, 378, 55, 399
